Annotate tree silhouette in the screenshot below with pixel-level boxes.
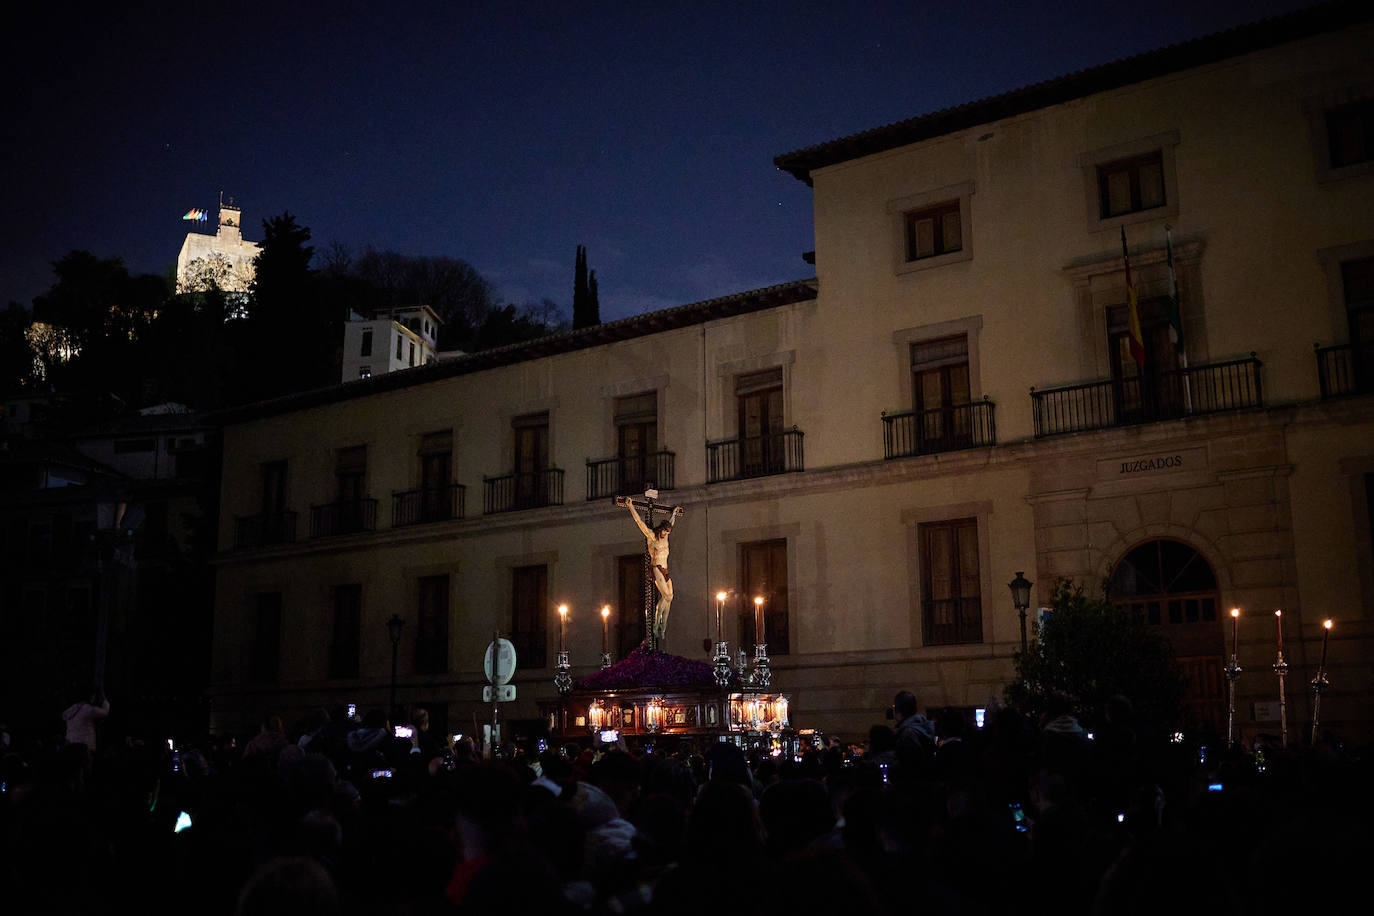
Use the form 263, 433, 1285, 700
1006, 577, 1184, 734
573, 244, 600, 329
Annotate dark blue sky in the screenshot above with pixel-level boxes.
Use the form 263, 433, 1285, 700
4, 1, 1311, 321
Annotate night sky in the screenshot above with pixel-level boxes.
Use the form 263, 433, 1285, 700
5, 1, 1312, 322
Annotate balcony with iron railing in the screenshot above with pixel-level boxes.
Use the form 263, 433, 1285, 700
1315, 342, 1374, 399
883, 398, 996, 459
1031, 355, 1263, 438
392, 484, 466, 527
706, 427, 804, 483
234, 511, 297, 549
586, 451, 676, 500
483, 468, 565, 514
310, 499, 377, 538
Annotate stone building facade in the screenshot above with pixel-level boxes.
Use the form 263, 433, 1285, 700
209, 5, 1374, 744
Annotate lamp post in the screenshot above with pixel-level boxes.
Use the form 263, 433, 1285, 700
386, 613, 405, 717
1008, 571, 1032, 654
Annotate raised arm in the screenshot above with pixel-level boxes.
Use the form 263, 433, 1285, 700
627, 503, 653, 539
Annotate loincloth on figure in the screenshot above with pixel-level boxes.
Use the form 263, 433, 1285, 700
655, 564, 671, 583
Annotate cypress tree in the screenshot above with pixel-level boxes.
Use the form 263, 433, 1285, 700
573, 244, 600, 329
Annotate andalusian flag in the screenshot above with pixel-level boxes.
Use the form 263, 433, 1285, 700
1121, 226, 1145, 368
1165, 225, 1184, 355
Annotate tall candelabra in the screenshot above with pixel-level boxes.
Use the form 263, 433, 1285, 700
1310, 619, 1333, 746
1225, 608, 1241, 748
1273, 610, 1288, 748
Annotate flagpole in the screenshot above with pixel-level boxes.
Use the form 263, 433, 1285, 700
1166, 225, 1192, 413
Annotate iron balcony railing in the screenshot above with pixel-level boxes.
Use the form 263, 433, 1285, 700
392, 484, 466, 527
234, 511, 297, 549
883, 398, 996, 459
1031, 355, 1263, 438
483, 468, 565, 514
586, 451, 676, 500
1315, 342, 1374, 398
310, 499, 377, 538
706, 427, 805, 483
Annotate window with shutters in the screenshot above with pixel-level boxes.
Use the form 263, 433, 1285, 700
919, 519, 982, 646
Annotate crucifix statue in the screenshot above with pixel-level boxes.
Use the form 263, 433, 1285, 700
615, 491, 683, 651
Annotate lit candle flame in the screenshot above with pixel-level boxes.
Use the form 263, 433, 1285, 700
1324, 619, 1333, 629
601, 605, 610, 619
1231, 608, 1240, 618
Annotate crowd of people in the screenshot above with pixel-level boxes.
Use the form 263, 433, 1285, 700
0, 688, 1367, 915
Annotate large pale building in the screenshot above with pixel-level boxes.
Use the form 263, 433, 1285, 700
209, 4, 1374, 744
175, 200, 259, 296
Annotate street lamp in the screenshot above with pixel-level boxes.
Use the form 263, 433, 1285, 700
1008, 572, 1032, 654
386, 613, 405, 716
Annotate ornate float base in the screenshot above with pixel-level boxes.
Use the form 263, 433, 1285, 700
538, 644, 801, 756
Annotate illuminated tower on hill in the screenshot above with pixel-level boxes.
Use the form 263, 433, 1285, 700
175, 194, 260, 301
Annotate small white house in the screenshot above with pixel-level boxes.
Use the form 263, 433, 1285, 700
340, 305, 443, 382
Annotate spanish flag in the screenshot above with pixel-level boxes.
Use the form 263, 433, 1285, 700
1121, 226, 1145, 368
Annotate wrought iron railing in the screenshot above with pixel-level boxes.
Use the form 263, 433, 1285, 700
883, 398, 996, 459
1315, 342, 1373, 398
1031, 355, 1263, 438
706, 428, 805, 483
392, 484, 466, 527
483, 468, 565, 514
234, 511, 297, 549
586, 451, 676, 500
310, 499, 377, 538
923, 597, 983, 646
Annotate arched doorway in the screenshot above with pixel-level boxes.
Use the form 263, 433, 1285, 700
1109, 539, 1225, 732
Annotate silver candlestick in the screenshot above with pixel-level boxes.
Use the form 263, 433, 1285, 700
554, 650, 573, 695
713, 641, 733, 688
750, 643, 772, 688
600, 651, 612, 670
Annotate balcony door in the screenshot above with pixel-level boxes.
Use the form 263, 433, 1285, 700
1108, 297, 1181, 421
736, 368, 784, 477
513, 413, 549, 508
615, 392, 657, 494
911, 336, 971, 450
1345, 256, 1374, 391
419, 431, 452, 522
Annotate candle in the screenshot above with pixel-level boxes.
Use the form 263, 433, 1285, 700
715, 592, 726, 644
1274, 609, 1283, 654
1319, 619, 1332, 669
1230, 608, 1239, 658
601, 605, 610, 654
754, 596, 764, 646
558, 604, 568, 651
